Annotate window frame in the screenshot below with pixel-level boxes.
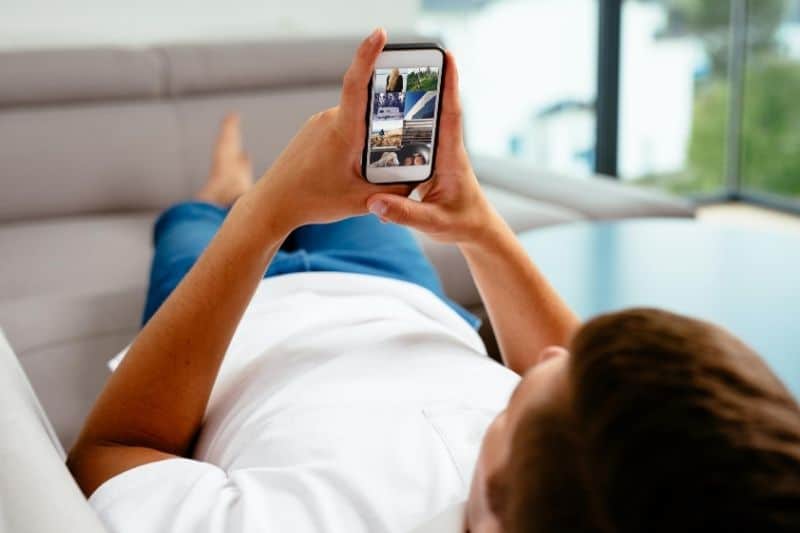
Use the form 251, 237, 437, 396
598, 0, 800, 215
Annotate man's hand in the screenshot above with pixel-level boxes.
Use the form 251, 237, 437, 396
257, 28, 410, 232
363, 51, 580, 374
364, 52, 498, 245
68, 30, 422, 497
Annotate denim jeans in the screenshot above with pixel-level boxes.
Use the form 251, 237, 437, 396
141, 201, 480, 329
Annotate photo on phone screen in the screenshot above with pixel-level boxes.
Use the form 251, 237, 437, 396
363, 47, 444, 184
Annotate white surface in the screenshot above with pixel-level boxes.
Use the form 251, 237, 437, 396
410, 503, 466, 533
96, 272, 518, 533
0, 329, 109, 533
0, 0, 419, 50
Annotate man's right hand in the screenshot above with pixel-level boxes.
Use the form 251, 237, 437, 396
368, 54, 579, 374
365, 52, 500, 247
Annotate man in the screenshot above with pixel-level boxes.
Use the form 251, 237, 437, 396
68, 29, 800, 532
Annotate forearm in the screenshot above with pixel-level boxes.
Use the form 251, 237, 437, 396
460, 209, 579, 375
70, 178, 293, 459
66, 29, 391, 496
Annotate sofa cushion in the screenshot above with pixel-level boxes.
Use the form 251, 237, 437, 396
0, 88, 346, 223
0, 37, 365, 111
0, 48, 162, 108
0, 214, 153, 447
0, 103, 184, 222
0, 213, 155, 302
159, 38, 360, 96
473, 155, 695, 220
175, 89, 342, 193
1, 291, 141, 449
0, 330, 108, 533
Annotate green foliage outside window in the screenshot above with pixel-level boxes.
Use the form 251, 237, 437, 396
636, 0, 799, 198
686, 58, 800, 197
407, 68, 439, 91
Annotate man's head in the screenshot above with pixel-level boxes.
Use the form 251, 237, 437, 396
468, 308, 800, 533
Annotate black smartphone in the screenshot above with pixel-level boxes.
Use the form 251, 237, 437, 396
361, 43, 446, 185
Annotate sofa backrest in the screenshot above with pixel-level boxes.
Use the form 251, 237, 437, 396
0, 38, 363, 223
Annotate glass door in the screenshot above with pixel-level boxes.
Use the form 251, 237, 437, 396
740, 0, 800, 206
617, 0, 800, 210
419, 0, 599, 178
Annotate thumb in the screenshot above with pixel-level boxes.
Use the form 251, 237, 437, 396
438, 51, 465, 151
367, 194, 444, 232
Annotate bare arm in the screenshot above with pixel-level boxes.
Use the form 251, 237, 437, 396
458, 211, 579, 374
67, 185, 290, 495
367, 52, 579, 375
67, 28, 408, 496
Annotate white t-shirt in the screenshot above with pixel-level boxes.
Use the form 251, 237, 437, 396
91, 272, 519, 533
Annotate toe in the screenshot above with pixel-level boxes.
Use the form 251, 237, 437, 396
215, 113, 243, 159
238, 154, 255, 184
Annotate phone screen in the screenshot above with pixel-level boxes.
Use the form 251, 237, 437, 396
364, 49, 444, 184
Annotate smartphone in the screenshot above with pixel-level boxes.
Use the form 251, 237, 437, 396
361, 43, 446, 185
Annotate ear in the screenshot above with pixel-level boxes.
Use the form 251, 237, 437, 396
465, 458, 509, 533
485, 466, 509, 529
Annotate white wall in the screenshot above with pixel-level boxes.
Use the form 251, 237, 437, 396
420, 0, 597, 159
0, 0, 420, 50
618, 2, 702, 179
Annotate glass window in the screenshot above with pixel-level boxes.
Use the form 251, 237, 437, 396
741, 0, 800, 202
619, 0, 732, 196
419, 0, 598, 178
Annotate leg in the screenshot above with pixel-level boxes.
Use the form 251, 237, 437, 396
141, 114, 255, 325
290, 216, 481, 328
290, 214, 417, 254
290, 215, 434, 287
143, 201, 301, 325
141, 202, 227, 325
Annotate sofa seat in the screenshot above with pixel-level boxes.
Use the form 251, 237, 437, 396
0, 180, 691, 448
0, 185, 587, 443
0, 214, 153, 445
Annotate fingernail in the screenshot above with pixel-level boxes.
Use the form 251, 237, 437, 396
368, 200, 387, 217
369, 28, 383, 44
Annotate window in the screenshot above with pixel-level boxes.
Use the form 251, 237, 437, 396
419, 0, 598, 177
618, 0, 732, 196
741, 0, 800, 202
420, 0, 800, 211
619, 0, 800, 209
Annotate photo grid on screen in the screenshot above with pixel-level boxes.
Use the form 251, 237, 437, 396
368, 66, 439, 168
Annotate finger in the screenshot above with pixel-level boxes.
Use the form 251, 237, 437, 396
238, 153, 253, 174
339, 28, 387, 125
438, 51, 464, 149
367, 193, 444, 233
414, 179, 435, 200
364, 182, 414, 198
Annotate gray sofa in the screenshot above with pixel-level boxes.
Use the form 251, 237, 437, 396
0, 37, 693, 468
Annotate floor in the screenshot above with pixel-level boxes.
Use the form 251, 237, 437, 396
698, 203, 800, 234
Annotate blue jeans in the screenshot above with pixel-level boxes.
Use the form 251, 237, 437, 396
142, 201, 479, 329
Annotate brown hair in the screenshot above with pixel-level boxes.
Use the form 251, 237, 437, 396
387, 68, 403, 92
492, 308, 800, 533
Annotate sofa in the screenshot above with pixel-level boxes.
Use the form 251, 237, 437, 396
0, 37, 694, 530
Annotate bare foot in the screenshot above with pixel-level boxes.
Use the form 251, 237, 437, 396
195, 113, 254, 206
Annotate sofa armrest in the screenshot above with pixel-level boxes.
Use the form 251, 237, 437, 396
0, 329, 107, 533
472, 155, 696, 220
